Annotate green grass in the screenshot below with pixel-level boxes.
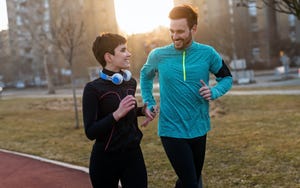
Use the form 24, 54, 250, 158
231, 85, 300, 91
0, 95, 299, 188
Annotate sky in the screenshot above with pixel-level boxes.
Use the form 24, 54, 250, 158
0, 0, 174, 34
0, 0, 8, 31
114, 0, 173, 34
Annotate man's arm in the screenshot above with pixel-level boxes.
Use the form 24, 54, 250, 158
210, 60, 233, 100
140, 52, 158, 109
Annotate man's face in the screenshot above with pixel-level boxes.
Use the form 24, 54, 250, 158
169, 18, 195, 50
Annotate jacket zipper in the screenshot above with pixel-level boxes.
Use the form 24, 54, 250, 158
182, 50, 186, 81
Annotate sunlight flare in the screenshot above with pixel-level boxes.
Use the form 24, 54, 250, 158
114, 0, 173, 35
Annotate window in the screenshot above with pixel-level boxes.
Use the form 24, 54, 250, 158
16, 15, 22, 25
248, 2, 257, 16
288, 14, 296, 27
252, 47, 260, 57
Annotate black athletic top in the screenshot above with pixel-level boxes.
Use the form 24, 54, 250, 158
82, 69, 144, 153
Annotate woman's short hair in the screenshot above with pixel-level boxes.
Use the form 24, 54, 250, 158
92, 33, 126, 67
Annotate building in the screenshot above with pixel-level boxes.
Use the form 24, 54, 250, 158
5, 0, 118, 87
0, 30, 10, 84
6, 0, 59, 86
174, 0, 300, 69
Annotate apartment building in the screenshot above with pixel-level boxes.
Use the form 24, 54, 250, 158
5, 0, 118, 86
6, 0, 50, 86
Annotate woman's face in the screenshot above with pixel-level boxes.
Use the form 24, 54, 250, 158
106, 44, 131, 72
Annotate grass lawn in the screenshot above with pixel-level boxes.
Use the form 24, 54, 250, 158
0, 95, 299, 187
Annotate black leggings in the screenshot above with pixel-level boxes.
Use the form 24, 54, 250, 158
161, 135, 206, 188
89, 146, 147, 188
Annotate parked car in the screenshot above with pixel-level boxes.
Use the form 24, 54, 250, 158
15, 81, 25, 89
0, 81, 4, 96
0, 81, 4, 88
291, 56, 300, 66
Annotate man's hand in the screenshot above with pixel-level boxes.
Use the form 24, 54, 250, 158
199, 80, 211, 101
141, 103, 158, 127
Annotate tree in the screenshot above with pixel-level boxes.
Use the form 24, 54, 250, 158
51, 10, 85, 129
236, 0, 300, 20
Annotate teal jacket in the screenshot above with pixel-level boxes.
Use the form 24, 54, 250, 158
140, 41, 232, 138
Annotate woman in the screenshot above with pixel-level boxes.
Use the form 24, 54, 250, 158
82, 33, 155, 188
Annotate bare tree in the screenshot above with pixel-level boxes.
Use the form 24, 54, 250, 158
39, 34, 56, 94
51, 11, 85, 129
236, 0, 300, 20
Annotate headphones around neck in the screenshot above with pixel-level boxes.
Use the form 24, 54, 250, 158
99, 70, 132, 85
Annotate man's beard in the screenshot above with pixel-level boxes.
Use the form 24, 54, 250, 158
173, 37, 192, 50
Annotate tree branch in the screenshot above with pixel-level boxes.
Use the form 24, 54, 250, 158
236, 0, 300, 20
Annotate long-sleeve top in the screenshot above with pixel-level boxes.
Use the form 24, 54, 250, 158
140, 41, 233, 139
82, 69, 144, 152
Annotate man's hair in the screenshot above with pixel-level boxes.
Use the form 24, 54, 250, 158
169, 4, 198, 29
92, 33, 126, 67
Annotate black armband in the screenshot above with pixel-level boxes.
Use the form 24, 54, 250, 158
214, 60, 232, 78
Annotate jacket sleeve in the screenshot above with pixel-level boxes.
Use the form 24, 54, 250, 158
140, 50, 158, 110
82, 84, 117, 140
210, 60, 233, 100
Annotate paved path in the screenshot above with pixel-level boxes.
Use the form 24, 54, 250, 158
0, 149, 92, 188
1, 71, 299, 99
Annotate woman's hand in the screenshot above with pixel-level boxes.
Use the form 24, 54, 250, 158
113, 95, 136, 121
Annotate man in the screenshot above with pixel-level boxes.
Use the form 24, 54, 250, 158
279, 50, 290, 79
140, 4, 233, 188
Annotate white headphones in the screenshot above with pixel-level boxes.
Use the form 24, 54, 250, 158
99, 70, 132, 85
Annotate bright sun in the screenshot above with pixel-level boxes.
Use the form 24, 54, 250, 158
114, 0, 174, 35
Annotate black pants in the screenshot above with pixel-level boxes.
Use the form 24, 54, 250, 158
89, 145, 147, 188
161, 135, 207, 188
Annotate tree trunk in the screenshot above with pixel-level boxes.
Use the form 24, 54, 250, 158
43, 50, 55, 94
70, 62, 79, 129
265, 0, 279, 67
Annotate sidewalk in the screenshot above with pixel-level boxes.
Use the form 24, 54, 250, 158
0, 149, 92, 188
1, 68, 299, 99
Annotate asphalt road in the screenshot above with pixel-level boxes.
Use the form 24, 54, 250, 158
1, 70, 299, 99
